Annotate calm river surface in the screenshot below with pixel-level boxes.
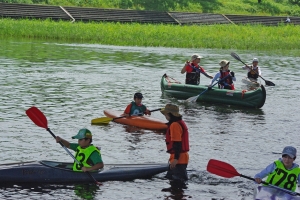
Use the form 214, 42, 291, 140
0, 38, 299, 200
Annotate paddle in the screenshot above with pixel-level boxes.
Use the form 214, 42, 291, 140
91, 108, 162, 125
230, 52, 275, 86
186, 74, 231, 103
26, 106, 102, 186
207, 159, 300, 196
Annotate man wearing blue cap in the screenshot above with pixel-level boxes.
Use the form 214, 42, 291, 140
56, 128, 104, 172
254, 146, 300, 192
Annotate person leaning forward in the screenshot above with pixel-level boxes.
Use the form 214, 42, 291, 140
254, 146, 300, 192
56, 128, 104, 172
161, 104, 189, 188
181, 54, 213, 85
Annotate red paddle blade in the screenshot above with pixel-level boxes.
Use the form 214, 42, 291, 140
207, 159, 240, 178
26, 106, 48, 129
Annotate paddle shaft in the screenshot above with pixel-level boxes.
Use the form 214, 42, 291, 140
47, 128, 81, 165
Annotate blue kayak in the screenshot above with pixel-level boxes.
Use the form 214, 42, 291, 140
254, 186, 300, 200
0, 160, 169, 184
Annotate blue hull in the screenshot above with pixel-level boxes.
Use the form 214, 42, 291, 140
0, 160, 169, 184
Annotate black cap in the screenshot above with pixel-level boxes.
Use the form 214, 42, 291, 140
134, 92, 143, 99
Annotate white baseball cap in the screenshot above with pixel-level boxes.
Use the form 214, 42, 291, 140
253, 58, 259, 62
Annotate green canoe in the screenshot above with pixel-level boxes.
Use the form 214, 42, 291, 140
161, 74, 266, 108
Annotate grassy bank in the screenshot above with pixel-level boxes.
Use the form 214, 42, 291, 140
0, 18, 299, 52
2, 0, 300, 16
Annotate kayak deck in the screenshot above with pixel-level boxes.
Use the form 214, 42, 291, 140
104, 109, 167, 130
254, 186, 300, 200
0, 160, 169, 184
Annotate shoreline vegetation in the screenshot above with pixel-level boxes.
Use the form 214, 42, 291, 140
0, 18, 299, 52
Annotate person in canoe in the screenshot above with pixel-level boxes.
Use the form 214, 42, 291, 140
123, 92, 151, 116
56, 128, 104, 172
242, 58, 261, 82
209, 60, 236, 90
161, 104, 189, 188
181, 54, 213, 85
254, 146, 300, 192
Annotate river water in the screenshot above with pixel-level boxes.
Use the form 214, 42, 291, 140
0, 38, 299, 200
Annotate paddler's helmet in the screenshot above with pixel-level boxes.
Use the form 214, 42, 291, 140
134, 92, 143, 99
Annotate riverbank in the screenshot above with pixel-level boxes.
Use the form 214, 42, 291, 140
0, 18, 299, 53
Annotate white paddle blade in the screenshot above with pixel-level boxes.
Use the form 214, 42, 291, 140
186, 95, 199, 103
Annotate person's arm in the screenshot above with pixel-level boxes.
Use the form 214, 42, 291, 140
56, 136, 70, 148
242, 65, 250, 70
169, 122, 183, 169
181, 62, 189, 74
258, 67, 262, 76
82, 151, 104, 172
254, 162, 276, 183
200, 67, 213, 79
144, 108, 151, 115
123, 104, 132, 116
209, 72, 220, 86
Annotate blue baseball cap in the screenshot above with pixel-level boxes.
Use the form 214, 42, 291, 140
282, 146, 297, 159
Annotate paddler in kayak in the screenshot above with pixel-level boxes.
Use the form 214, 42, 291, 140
161, 104, 189, 188
209, 60, 236, 90
242, 58, 261, 82
123, 92, 151, 116
181, 54, 213, 85
56, 128, 104, 172
254, 146, 300, 192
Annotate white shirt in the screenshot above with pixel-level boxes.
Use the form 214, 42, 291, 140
242, 65, 261, 76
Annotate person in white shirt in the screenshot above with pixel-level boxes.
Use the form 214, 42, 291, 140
242, 58, 261, 82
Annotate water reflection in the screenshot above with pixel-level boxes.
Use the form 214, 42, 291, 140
0, 183, 100, 200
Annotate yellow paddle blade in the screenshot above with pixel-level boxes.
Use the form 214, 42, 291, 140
91, 117, 113, 125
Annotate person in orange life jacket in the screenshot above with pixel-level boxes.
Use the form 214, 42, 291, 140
209, 60, 236, 90
55, 128, 104, 172
160, 104, 189, 186
242, 58, 262, 82
181, 54, 213, 85
254, 146, 300, 192
123, 92, 151, 117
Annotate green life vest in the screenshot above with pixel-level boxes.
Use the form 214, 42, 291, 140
265, 160, 300, 191
130, 101, 146, 116
72, 145, 100, 171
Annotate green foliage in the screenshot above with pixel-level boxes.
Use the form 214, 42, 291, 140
289, 0, 300, 5
0, 18, 299, 52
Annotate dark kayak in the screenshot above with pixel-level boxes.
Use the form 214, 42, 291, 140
161, 74, 266, 108
254, 186, 300, 200
0, 160, 169, 184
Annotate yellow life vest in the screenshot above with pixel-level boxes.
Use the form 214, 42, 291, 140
265, 160, 300, 191
72, 145, 100, 171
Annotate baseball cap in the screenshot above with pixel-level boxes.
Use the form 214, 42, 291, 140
72, 128, 92, 139
282, 146, 297, 159
134, 92, 143, 99
253, 58, 259, 62
190, 54, 202, 61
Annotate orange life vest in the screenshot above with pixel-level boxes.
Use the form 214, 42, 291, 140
165, 120, 189, 153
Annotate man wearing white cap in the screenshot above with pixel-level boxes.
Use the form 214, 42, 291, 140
254, 146, 300, 192
242, 58, 262, 82
181, 54, 213, 85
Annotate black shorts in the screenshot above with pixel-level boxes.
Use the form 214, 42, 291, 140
165, 164, 188, 181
